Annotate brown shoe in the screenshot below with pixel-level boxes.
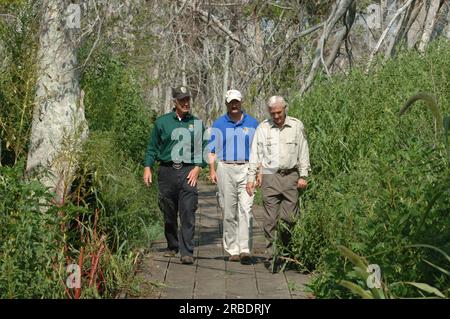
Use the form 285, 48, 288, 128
180, 256, 194, 264
229, 255, 240, 262
240, 252, 252, 265
163, 249, 177, 257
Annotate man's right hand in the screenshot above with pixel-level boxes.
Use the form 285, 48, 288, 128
246, 182, 255, 196
143, 167, 152, 187
210, 170, 218, 184
255, 173, 262, 188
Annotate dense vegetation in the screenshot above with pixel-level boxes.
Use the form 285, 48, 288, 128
0, 1, 449, 299
286, 40, 449, 298
0, 7, 162, 296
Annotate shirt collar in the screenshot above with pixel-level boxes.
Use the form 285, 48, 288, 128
225, 111, 246, 125
269, 116, 292, 128
172, 110, 192, 121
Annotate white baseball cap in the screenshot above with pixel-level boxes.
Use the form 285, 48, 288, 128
225, 89, 242, 103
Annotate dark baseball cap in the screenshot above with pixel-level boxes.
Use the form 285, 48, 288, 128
172, 86, 191, 100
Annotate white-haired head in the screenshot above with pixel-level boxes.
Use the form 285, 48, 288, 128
267, 96, 287, 109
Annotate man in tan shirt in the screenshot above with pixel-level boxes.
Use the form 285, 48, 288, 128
246, 95, 310, 272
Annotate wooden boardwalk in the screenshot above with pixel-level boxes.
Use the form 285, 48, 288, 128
129, 181, 312, 299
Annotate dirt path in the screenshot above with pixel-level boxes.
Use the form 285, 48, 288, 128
128, 181, 312, 299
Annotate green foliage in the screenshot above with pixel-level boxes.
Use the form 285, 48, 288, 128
1, 21, 161, 296
338, 245, 448, 299
77, 45, 162, 254
66, 49, 163, 297
0, 1, 39, 165
74, 131, 162, 253
288, 40, 450, 298
0, 161, 66, 298
80, 49, 156, 164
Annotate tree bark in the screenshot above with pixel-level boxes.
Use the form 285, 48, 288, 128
384, 4, 408, 60
325, 2, 356, 71
418, 0, 443, 52
222, 35, 230, 114
366, 0, 415, 72
407, 0, 428, 48
301, 0, 355, 95
26, 0, 88, 204
445, 3, 450, 39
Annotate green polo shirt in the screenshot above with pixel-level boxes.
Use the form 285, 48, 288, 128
144, 111, 207, 168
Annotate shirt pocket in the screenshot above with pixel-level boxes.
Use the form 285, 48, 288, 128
262, 139, 273, 155
286, 139, 298, 155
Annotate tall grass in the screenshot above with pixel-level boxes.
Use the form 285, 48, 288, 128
0, 161, 66, 298
288, 39, 450, 298
0, 1, 38, 166
1, 25, 162, 296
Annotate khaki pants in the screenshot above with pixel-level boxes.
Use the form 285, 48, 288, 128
217, 162, 254, 255
261, 171, 300, 255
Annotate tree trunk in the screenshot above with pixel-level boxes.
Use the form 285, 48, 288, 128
366, 0, 415, 72
222, 35, 230, 115
325, 2, 356, 71
301, 0, 355, 95
418, 0, 443, 52
384, 6, 407, 60
407, 0, 428, 48
445, 3, 450, 39
26, 0, 88, 205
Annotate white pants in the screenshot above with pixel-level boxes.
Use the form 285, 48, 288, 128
217, 162, 254, 255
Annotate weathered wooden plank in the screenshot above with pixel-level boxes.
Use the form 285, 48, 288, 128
194, 203, 226, 299
254, 261, 291, 299
225, 259, 258, 299
284, 271, 313, 299
130, 181, 310, 299
130, 253, 170, 299
164, 256, 197, 299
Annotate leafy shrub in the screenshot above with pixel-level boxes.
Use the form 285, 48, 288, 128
80, 50, 156, 164
74, 131, 162, 253
0, 1, 38, 165
0, 39, 162, 297
0, 161, 66, 298
288, 39, 450, 298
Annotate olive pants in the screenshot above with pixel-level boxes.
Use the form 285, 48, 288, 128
260, 170, 300, 256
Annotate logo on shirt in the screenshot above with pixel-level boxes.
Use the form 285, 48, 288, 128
243, 127, 249, 135
188, 124, 194, 132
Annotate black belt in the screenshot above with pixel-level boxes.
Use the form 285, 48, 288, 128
160, 162, 194, 169
276, 168, 297, 176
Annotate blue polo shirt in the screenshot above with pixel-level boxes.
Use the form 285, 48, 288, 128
209, 112, 259, 161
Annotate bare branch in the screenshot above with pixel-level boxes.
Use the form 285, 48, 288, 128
0, 13, 17, 20
301, 0, 355, 95
79, 1, 102, 72
418, 0, 444, 52
366, 0, 415, 72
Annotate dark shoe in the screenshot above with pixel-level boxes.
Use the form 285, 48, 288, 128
240, 252, 253, 265
228, 254, 240, 262
163, 249, 177, 257
180, 256, 194, 264
264, 258, 282, 273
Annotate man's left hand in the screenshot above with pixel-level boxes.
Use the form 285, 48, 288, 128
187, 166, 201, 187
297, 178, 308, 190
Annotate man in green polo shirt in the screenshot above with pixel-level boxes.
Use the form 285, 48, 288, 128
143, 86, 207, 265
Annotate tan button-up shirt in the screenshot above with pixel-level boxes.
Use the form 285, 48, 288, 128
247, 116, 310, 182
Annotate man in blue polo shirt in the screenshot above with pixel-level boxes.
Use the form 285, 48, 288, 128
208, 89, 259, 265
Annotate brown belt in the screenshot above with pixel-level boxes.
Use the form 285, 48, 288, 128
276, 168, 297, 176
221, 161, 249, 165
